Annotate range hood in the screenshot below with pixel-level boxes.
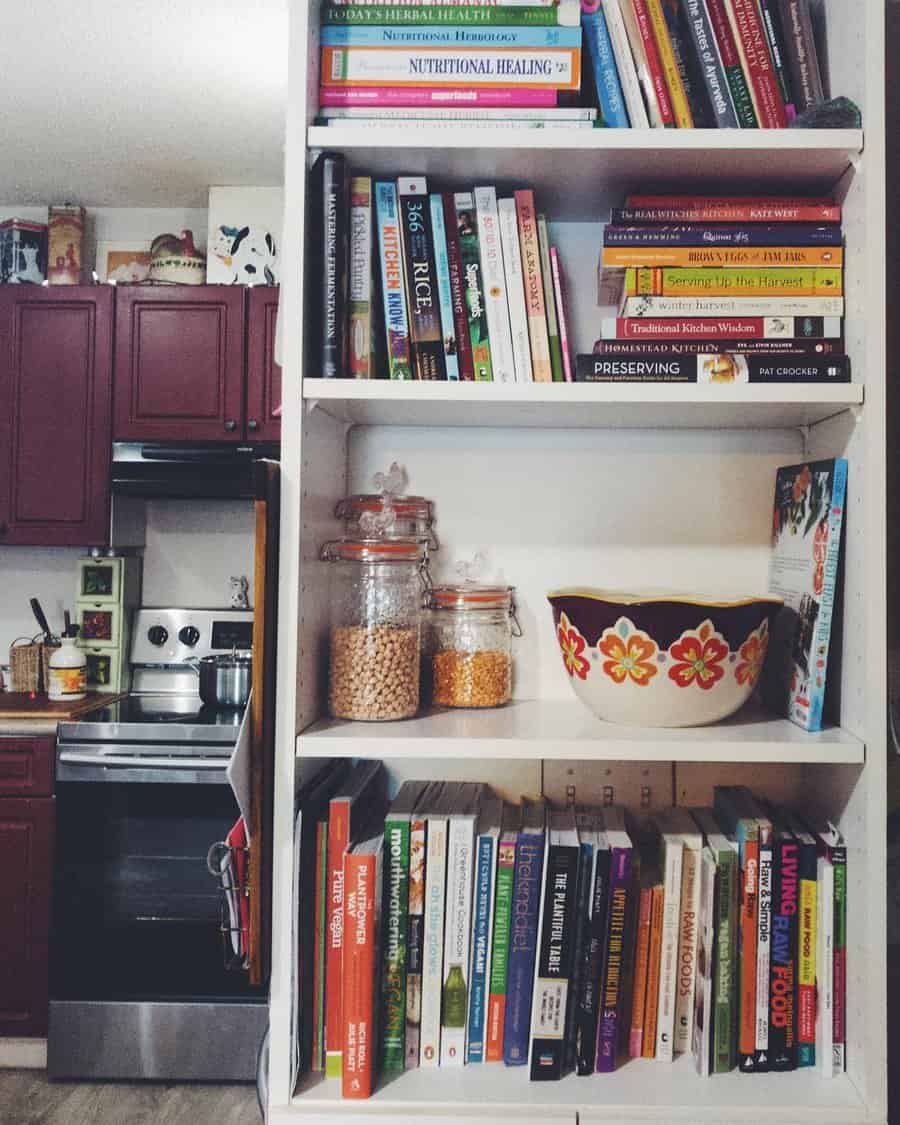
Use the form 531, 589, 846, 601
111, 443, 280, 499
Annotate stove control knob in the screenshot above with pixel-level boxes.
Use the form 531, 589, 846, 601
147, 625, 169, 647
178, 625, 200, 648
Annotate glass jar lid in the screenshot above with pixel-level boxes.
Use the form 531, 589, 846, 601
336, 494, 434, 522
429, 584, 515, 611
321, 538, 427, 564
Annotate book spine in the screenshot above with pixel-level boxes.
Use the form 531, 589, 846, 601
474, 186, 516, 383
662, 0, 712, 127
342, 850, 381, 1099
327, 0, 563, 6
599, 315, 842, 340
595, 847, 633, 1072
642, 884, 664, 1057
325, 800, 351, 1077
692, 850, 715, 1077
348, 176, 373, 379
498, 197, 534, 384
537, 215, 564, 383
605, 0, 651, 127
581, 9, 629, 128
419, 816, 448, 1067
321, 24, 582, 47
443, 193, 476, 381
319, 85, 561, 107
616, 851, 642, 1061
398, 177, 446, 381
405, 811, 427, 1068
515, 189, 552, 383
575, 846, 611, 1074
629, 885, 653, 1057
777, 0, 823, 112
312, 818, 328, 1071
674, 0, 740, 126
486, 831, 517, 1060
440, 817, 476, 1066
320, 44, 582, 90
757, 0, 795, 118
322, 3, 575, 24
630, 0, 676, 125
467, 833, 498, 1062
816, 855, 835, 1078
713, 850, 737, 1073
625, 265, 842, 296
796, 840, 817, 1067
319, 154, 348, 379
795, 459, 847, 732
593, 338, 842, 356
723, 0, 788, 126
832, 845, 847, 1075
321, 104, 598, 119
674, 845, 700, 1053
602, 245, 843, 267
455, 192, 494, 381
575, 352, 850, 383
530, 844, 580, 1080
550, 247, 573, 382
655, 841, 683, 1062
704, 0, 757, 123
622, 295, 843, 318
755, 832, 773, 1070
615, 201, 839, 222
375, 181, 413, 380
566, 842, 595, 1073
737, 833, 759, 1071
769, 839, 799, 1071
503, 832, 546, 1065
381, 817, 411, 1071
603, 220, 842, 246
645, 0, 693, 125
429, 193, 460, 381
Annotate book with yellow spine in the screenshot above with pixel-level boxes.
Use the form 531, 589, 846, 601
602, 245, 843, 269
644, 0, 693, 126
625, 266, 843, 297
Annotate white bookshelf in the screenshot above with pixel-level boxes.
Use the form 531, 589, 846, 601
269, 1, 887, 1122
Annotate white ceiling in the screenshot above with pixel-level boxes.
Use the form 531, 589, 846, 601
0, 0, 287, 207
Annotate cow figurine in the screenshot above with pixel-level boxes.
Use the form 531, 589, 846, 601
211, 224, 277, 285
230, 575, 250, 610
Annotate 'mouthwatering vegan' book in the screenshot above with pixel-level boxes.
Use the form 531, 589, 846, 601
763, 459, 848, 732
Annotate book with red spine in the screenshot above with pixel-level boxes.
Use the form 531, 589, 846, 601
644, 0, 694, 126
442, 192, 476, 381
342, 829, 384, 1099
704, 0, 758, 125
621, 195, 840, 222
514, 189, 552, 383
598, 315, 842, 341
550, 246, 573, 382
723, 0, 788, 127
628, 0, 676, 126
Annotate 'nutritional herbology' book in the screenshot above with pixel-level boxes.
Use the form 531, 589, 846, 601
763, 459, 848, 732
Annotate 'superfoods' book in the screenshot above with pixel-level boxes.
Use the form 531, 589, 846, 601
398, 176, 446, 380
375, 181, 412, 380
454, 192, 493, 381
763, 459, 848, 732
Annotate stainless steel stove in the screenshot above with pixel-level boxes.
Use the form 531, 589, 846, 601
49, 608, 267, 1083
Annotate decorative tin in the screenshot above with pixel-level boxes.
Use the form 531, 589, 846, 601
0, 219, 47, 283
47, 205, 86, 284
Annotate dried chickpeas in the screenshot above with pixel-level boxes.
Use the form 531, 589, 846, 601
329, 624, 419, 721
432, 649, 511, 709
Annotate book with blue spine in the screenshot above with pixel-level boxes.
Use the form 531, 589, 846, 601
466, 794, 503, 1062
603, 223, 843, 247
374, 180, 412, 380
503, 796, 547, 1066
429, 192, 460, 381
320, 24, 582, 48
582, 8, 630, 128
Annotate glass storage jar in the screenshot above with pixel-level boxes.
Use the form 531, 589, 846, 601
322, 538, 427, 721
335, 493, 438, 550
426, 584, 519, 709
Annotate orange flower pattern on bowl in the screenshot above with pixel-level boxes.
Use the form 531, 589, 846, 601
597, 619, 658, 687
735, 619, 769, 688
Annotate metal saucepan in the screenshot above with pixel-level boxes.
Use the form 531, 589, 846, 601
186, 649, 252, 708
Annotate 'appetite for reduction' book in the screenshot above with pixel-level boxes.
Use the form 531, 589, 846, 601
397, 176, 446, 381
763, 459, 848, 732
485, 802, 521, 1061
594, 807, 634, 1073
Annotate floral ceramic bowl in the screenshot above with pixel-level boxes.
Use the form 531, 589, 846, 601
548, 588, 783, 728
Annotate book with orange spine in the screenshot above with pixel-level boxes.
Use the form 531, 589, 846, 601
628, 0, 675, 126
342, 830, 384, 1099
514, 189, 552, 383
644, 0, 694, 125
642, 882, 665, 1057
624, 266, 842, 298
629, 875, 656, 1057
601, 244, 843, 268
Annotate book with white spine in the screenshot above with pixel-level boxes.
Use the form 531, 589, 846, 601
605, 0, 651, 128
419, 782, 460, 1066
473, 186, 516, 383
497, 197, 533, 383
654, 818, 684, 1062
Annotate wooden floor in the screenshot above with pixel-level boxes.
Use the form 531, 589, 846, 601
0, 1070, 260, 1125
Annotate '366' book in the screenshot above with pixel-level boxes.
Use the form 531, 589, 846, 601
575, 352, 850, 384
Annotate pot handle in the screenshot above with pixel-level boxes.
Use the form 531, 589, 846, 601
183, 657, 202, 674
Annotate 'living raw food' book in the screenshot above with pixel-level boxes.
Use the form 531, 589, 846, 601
467, 793, 504, 1062
375, 180, 412, 380
308, 152, 349, 379
763, 459, 848, 731
398, 175, 446, 380
768, 812, 800, 1071
595, 807, 634, 1072
784, 811, 817, 1068
454, 192, 493, 381
406, 780, 445, 1068
485, 802, 521, 1060
342, 827, 384, 1099
575, 353, 850, 384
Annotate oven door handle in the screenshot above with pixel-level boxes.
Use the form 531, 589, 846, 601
58, 750, 228, 770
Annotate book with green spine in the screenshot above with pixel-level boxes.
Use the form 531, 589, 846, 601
485, 802, 520, 1059
381, 780, 431, 1072
322, 1, 580, 25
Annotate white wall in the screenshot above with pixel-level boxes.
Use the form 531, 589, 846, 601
0, 500, 254, 659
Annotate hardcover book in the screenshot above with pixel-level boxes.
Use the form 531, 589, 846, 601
815, 840, 835, 1077
617, 195, 840, 222
498, 197, 534, 383
627, 0, 675, 126
768, 816, 800, 1071
605, 0, 651, 127
406, 781, 445, 1068
442, 192, 476, 381
784, 812, 817, 1068
755, 823, 773, 1071
692, 847, 717, 1076
598, 315, 843, 340
757, 0, 796, 118
628, 857, 657, 1058
420, 783, 460, 1066
430, 193, 460, 381
342, 829, 384, 1099
454, 192, 494, 381
474, 185, 516, 383
763, 459, 848, 732
777, 0, 824, 113
515, 189, 552, 382
645, 0, 694, 126
486, 803, 521, 1060
722, 0, 788, 126
642, 881, 665, 1057
348, 176, 373, 378
705, 0, 757, 124
817, 823, 847, 1077
575, 352, 850, 384
601, 245, 843, 268
621, 295, 844, 318
595, 807, 634, 1072
679, 0, 738, 127
537, 215, 564, 382
601, 222, 843, 247
568, 811, 601, 1070
653, 814, 684, 1062
574, 814, 610, 1073
624, 265, 843, 297
467, 793, 504, 1062
308, 152, 349, 380
656, 808, 702, 1054
398, 175, 447, 380
375, 180, 413, 380
592, 339, 842, 357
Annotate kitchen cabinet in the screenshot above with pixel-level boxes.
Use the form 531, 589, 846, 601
0, 287, 113, 547
246, 287, 282, 442
0, 736, 55, 1037
114, 286, 246, 442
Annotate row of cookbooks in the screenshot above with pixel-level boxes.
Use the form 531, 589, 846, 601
308, 151, 575, 380
580, 190, 849, 385
315, 0, 830, 130
291, 762, 847, 1099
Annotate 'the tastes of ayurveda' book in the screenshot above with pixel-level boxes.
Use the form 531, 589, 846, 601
763, 459, 848, 732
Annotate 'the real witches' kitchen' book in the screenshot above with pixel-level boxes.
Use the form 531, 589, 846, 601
763, 459, 848, 732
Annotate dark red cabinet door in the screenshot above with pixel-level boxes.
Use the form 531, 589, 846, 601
246, 287, 281, 441
0, 287, 113, 547
0, 797, 54, 1036
114, 286, 246, 442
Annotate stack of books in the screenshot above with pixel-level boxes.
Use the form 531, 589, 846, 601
294, 768, 848, 1097
317, 0, 586, 122
308, 152, 574, 381
580, 0, 824, 129
580, 192, 848, 385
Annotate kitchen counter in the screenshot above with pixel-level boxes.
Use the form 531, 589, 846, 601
0, 718, 59, 736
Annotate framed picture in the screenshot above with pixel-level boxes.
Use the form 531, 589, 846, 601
96, 241, 152, 283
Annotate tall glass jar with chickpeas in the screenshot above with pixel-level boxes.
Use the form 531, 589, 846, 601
321, 538, 427, 721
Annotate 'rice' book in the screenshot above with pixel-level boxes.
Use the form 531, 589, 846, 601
466, 793, 504, 1063
763, 459, 848, 731
398, 175, 446, 380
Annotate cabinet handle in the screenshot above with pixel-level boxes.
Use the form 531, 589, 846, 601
224, 419, 237, 433
247, 419, 259, 432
